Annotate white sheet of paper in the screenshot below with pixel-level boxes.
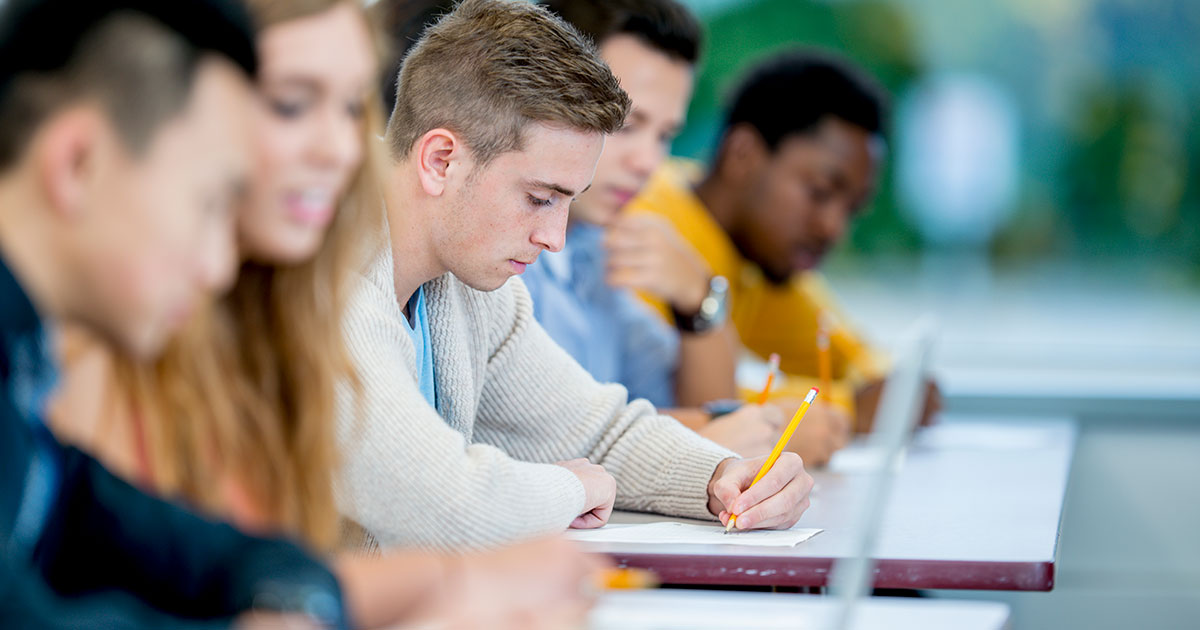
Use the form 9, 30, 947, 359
566, 522, 822, 547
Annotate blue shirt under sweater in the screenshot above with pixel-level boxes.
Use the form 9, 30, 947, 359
402, 285, 437, 408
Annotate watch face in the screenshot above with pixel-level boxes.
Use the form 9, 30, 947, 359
676, 275, 730, 334
695, 276, 730, 331
711, 275, 730, 294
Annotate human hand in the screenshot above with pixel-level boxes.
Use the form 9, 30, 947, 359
556, 458, 616, 529
419, 537, 610, 630
706, 454, 814, 531
855, 379, 942, 433
697, 404, 785, 457
603, 214, 710, 314
768, 399, 851, 468
920, 380, 943, 426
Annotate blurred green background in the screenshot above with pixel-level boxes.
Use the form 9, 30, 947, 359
674, 0, 1199, 280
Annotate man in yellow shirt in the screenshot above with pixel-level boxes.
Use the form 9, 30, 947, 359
629, 49, 940, 430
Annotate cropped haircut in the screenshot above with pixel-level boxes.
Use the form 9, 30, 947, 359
540, 0, 701, 65
0, 0, 256, 170
385, 0, 630, 165
724, 48, 888, 154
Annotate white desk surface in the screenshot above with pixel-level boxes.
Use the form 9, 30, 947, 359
591, 591, 1011, 630
585, 417, 1077, 590
939, 366, 1200, 418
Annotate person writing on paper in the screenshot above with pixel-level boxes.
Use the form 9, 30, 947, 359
337, 0, 814, 550
47, 1, 607, 628
519, 0, 797, 460
627, 49, 940, 435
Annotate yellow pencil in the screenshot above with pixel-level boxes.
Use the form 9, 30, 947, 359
725, 387, 820, 533
597, 568, 660, 590
756, 353, 781, 405
817, 313, 833, 395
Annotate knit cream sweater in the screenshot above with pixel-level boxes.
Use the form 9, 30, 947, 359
335, 246, 736, 551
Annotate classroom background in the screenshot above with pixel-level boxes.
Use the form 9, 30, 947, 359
672, 0, 1198, 627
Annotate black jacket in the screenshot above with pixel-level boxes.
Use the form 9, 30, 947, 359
0, 255, 349, 629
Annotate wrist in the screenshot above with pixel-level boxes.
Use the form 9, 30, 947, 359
673, 275, 729, 335
702, 398, 743, 419
671, 276, 709, 317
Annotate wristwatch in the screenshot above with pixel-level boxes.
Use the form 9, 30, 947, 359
673, 275, 729, 334
702, 398, 744, 419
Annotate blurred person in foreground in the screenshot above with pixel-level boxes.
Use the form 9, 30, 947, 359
0, 0, 349, 627
46, 0, 609, 628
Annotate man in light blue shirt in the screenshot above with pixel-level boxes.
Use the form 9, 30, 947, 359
525, 222, 677, 408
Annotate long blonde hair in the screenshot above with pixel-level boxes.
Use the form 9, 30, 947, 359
118, 0, 384, 552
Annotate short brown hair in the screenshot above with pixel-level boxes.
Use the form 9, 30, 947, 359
385, 0, 630, 164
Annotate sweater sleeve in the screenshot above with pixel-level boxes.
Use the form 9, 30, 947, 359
335, 276, 588, 552
473, 278, 736, 521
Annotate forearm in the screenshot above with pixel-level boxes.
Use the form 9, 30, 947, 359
593, 400, 735, 520
337, 416, 587, 551
660, 407, 709, 431
478, 283, 734, 520
674, 325, 738, 407
333, 551, 450, 629
43, 450, 345, 625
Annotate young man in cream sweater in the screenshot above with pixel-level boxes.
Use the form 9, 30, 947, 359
336, 0, 815, 551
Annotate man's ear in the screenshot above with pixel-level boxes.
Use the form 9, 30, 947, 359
717, 123, 768, 185
35, 106, 107, 220
413, 128, 467, 198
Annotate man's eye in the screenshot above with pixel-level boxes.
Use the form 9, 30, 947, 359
269, 99, 306, 118
528, 194, 554, 208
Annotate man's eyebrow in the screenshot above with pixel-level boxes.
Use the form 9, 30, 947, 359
527, 179, 585, 198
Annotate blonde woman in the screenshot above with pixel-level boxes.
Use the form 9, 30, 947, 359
50, 1, 602, 628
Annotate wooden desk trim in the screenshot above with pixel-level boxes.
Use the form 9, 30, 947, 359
606, 553, 1055, 591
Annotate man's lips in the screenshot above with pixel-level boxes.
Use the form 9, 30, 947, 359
509, 257, 537, 273
791, 245, 828, 271
608, 186, 638, 207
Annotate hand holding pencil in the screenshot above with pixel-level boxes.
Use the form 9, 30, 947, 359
705, 388, 818, 532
